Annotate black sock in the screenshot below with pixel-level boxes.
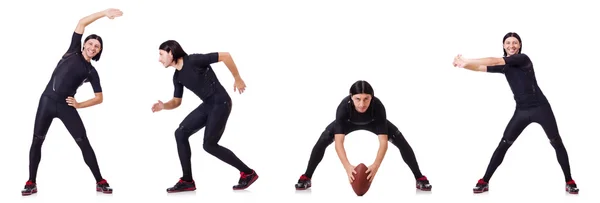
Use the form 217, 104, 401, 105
181, 176, 193, 182
242, 169, 254, 174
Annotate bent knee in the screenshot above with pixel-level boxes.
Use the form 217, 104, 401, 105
174, 126, 190, 140
387, 130, 401, 140
499, 138, 515, 147
202, 142, 219, 153
74, 136, 90, 144
501, 138, 514, 144
33, 134, 46, 141
549, 136, 564, 146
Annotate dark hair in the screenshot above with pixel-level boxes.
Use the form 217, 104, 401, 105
84, 34, 103, 61
159, 40, 188, 63
502, 32, 522, 57
349, 80, 374, 96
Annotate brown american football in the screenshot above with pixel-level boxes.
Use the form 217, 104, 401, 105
350, 163, 371, 196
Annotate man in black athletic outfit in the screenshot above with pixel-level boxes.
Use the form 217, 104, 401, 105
453, 32, 579, 194
21, 8, 123, 196
295, 80, 432, 191
152, 40, 258, 192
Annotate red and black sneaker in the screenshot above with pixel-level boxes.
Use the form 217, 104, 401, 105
96, 179, 113, 194
473, 179, 489, 193
295, 174, 312, 190
167, 179, 196, 193
416, 176, 432, 191
566, 180, 579, 194
233, 170, 259, 190
21, 181, 37, 196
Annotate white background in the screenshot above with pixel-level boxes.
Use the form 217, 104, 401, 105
0, 0, 598, 202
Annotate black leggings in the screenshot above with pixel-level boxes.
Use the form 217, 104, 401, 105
482, 103, 573, 182
175, 95, 252, 181
302, 120, 425, 179
28, 95, 104, 183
